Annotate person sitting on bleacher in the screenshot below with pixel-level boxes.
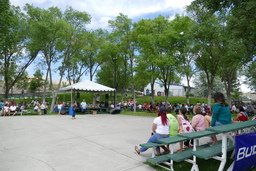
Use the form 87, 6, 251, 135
9, 104, 17, 116
165, 106, 179, 152
135, 107, 170, 156
177, 107, 194, 152
192, 105, 206, 131
210, 92, 232, 145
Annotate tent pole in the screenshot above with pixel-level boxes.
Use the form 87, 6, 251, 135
71, 88, 73, 104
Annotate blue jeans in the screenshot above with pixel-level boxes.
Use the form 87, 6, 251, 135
72, 111, 76, 117
215, 121, 223, 126
140, 133, 168, 152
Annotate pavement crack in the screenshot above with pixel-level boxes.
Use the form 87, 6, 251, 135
15, 153, 57, 171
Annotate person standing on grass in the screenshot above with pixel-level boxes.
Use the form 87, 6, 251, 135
210, 92, 232, 145
57, 102, 63, 115
135, 107, 170, 156
81, 99, 87, 114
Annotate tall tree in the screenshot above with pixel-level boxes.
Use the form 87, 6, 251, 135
171, 15, 196, 105
217, 34, 248, 106
25, 5, 92, 112
53, 7, 91, 111
135, 18, 160, 104
96, 42, 121, 105
135, 15, 183, 106
80, 29, 107, 82
187, 5, 226, 106
108, 13, 136, 107
58, 7, 91, 85
0, 2, 38, 100
154, 16, 182, 106
190, 0, 256, 57
96, 42, 120, 86
25, 5, 63, 95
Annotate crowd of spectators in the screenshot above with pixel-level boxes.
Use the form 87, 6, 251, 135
135, 92, 256, 156
0, 97, 255, 118
0, 99, 49, 116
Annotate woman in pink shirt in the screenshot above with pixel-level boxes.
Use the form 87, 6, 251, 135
192, 105, 206, 131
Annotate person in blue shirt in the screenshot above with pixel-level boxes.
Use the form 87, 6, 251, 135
0, 100, 4, 110
210, 92, 232, 145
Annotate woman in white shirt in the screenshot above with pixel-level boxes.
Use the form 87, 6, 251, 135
135, 107, 170, 156
57, 102, 63, 115
3, 104, 10, 116
34, 103, 41, 115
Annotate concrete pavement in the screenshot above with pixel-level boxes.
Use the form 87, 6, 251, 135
0, 114, 164, 171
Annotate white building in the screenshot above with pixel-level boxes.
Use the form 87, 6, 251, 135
144, 82, 186, 97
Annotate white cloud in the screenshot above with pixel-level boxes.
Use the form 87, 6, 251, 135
164, 0, 192, 8
239, 76, 251, 93
10, 0, 193, 30
240, 84, 251, 93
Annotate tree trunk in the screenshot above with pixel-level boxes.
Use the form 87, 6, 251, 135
164, 87, 169, 107
226, 79, 232, 108
150, 82, 155, 104
186, 76, 191, 104
50, 72, 64, 112
42, 69, 49, 102
185, 87, 191, 105
207, 84, 212, 107
50, 91, 57, 113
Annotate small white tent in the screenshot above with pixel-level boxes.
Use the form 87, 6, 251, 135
59, 80, 115, 92
59, 80, 115, 103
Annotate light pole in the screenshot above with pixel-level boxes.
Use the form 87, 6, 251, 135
112, 58, 117, 108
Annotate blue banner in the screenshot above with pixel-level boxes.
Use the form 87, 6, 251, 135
233, 132, 256, 171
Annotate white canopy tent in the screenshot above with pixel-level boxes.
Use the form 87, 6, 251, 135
59, 80, 115, 103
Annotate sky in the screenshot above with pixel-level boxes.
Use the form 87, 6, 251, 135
10, 0, 192, 30
9, 0, 251, 93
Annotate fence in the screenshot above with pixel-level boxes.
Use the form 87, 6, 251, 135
0, 92, 52, 100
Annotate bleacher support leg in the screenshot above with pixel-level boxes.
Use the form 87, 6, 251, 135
218, 133, 227, 171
